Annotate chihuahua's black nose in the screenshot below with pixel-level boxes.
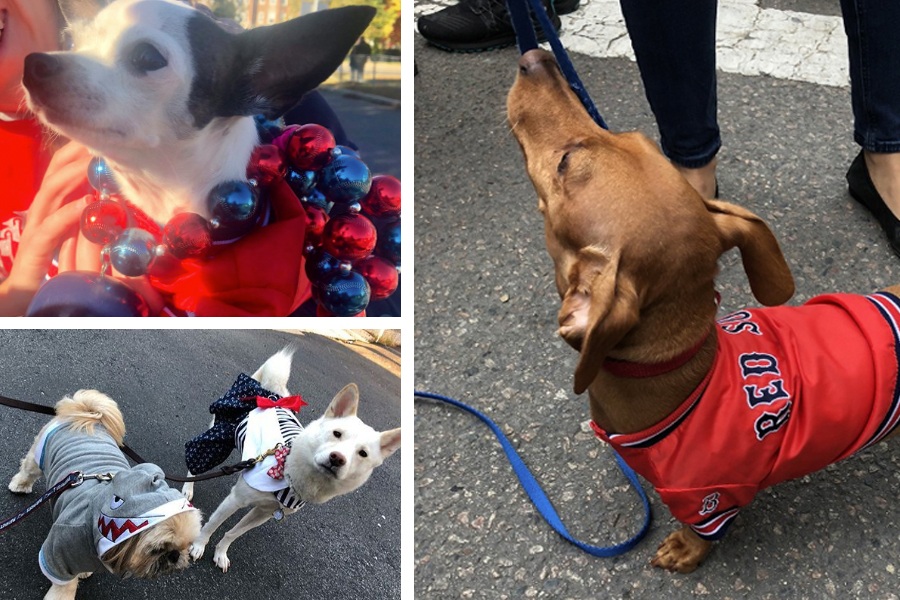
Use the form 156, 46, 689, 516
329, 452, 346, 468
24, 53, 63, 86
518, 49, 557, 76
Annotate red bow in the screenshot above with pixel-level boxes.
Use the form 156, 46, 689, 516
242, 394, 307, 412
266, 445, 291, 480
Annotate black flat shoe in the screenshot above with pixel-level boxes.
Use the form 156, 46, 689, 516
847, 150, 900, 257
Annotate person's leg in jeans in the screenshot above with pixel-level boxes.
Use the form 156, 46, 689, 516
842, 0, 900, 214
619, 0, 719, 198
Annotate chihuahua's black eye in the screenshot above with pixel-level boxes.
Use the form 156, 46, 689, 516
333, 430, 342, 438
130, 42, 167, 74
359, 449, 368, 458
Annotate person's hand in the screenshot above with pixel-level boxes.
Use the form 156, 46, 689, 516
0, 142, 91, 315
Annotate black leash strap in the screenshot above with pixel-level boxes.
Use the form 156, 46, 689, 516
1, 472, 81, 533
0, 394, 257, 483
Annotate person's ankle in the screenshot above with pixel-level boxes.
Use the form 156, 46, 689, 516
675, 158, 718, 199
864, 151, 900, 217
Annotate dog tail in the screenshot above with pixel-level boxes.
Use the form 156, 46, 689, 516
252, 346, 295, 397
55, 390, 126, 446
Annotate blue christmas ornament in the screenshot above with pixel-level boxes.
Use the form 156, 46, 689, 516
109, 228, 157, 277
314, 270, 371, 316
303, 188, 329, 210
254, 114, 285, 144
208, 180, 261, 241
305, 248, 342, 283
285, 168, 316, 197
25, 271, 150, 317
318, 154, 371, 203
376, 217, 401, 266
87, 156, 120, 194
333, 145, 360, 158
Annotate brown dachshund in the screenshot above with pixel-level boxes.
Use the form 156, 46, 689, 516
508, 48, 900, 573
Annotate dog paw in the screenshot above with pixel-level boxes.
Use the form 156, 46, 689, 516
213, 548, 231, 573
189, 543, 206, 561
8, 474, 33, 494
182, 487, 194, 502
650, 528, 712, 574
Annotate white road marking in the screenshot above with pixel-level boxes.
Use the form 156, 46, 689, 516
416, 0, 850, 87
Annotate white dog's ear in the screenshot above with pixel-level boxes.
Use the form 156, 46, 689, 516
379, 428, 401, 459
187, 6, 375, 126
325, 383, 360, 418
58, 0, 111, 26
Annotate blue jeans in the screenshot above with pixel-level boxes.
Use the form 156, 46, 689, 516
620, 0, 900, 166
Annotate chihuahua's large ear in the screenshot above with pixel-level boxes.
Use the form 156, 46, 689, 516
240, 6, 375, 118
58, 0, 110, 26
704, 199, 795, 306
188, 6, 375, 126
558, 249, 641, 394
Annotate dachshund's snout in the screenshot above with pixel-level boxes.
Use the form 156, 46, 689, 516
517, 49, 558, 77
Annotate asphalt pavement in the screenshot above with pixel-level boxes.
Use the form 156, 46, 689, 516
414, 1, 900, 598
0, 329, 400, 600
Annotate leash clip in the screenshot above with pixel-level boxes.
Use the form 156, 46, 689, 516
254, 443, 283, 464
73, 472, 114, 487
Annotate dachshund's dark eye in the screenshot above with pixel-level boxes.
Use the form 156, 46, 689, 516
334, 430, 342, 438
558, 151, 570, 175
130, 42, 167, 74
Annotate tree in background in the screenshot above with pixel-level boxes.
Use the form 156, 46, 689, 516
210, 0, 238, 20
324, 0, 401, 52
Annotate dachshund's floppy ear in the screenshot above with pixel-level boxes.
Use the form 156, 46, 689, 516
704, 199, 794, 306
558, 249, 640, 394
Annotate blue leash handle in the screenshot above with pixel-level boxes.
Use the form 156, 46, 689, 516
415, 390, 651, 557
504, 0, 608, 130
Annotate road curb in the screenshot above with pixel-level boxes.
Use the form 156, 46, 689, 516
324, 86, 401, 109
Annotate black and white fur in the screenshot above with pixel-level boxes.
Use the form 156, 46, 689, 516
22, 0, 374, 223
182, 348, 402, 573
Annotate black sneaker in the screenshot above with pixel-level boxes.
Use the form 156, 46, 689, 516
417, 0, 579, 53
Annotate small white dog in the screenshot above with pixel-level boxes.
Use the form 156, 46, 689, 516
8, 390, 201, 600
22, 0, 374, 223
182, 348, 401, 572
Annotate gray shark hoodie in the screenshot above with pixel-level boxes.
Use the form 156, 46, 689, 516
35, 422, 195, 584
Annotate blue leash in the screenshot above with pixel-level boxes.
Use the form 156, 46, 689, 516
504, 0, 608, 130
415, 390, 652, 557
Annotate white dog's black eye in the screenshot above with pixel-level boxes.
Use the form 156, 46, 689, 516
110, 495, 124, 509
333, 430, 342, 438
130, 42, 167, 74
358, 449, 368, 458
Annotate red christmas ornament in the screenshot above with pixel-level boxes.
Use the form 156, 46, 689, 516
80, 198, 127, 245
271, 124, 300, 153
354, 255, 398, 300
163, 212, 213, 260
322, 213, 377, 261
304, 204, 329, 247
316, 304, 366, 317
285, 124, 335, 171
360, 175, 401, 218
247, 144, 286, 187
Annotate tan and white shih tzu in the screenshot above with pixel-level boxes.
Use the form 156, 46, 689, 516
7, 390, 201, 600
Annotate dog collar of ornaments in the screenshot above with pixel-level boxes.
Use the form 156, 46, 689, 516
73, 117, 400, 317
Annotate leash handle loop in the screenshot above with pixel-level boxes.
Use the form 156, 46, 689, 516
415, 390, 651, 557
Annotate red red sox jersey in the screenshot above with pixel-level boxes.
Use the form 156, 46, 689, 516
591, 292, 900, 541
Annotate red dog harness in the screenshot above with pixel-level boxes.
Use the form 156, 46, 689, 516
592, 292, 900, 540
